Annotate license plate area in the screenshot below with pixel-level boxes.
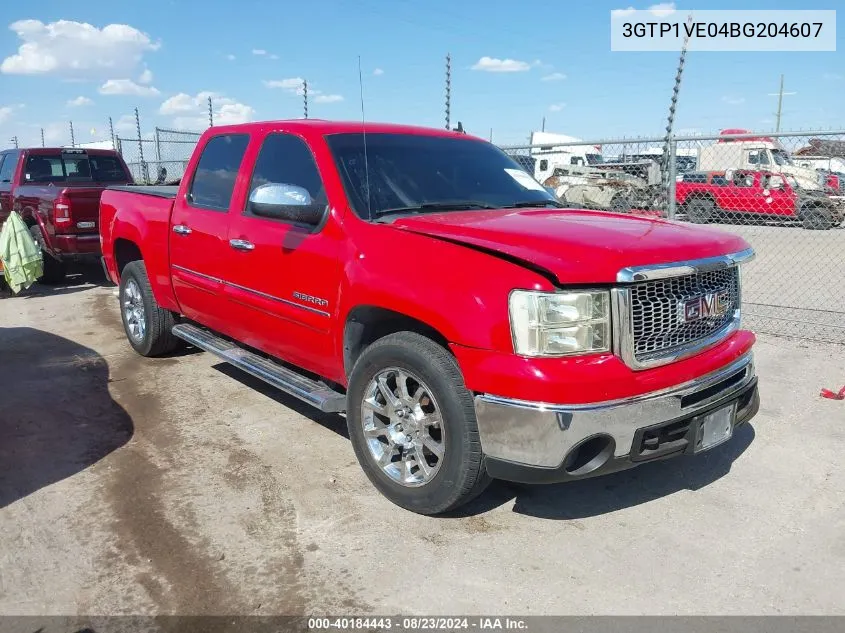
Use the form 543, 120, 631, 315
694, 403, 736, 453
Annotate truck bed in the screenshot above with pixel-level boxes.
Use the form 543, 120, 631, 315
107, 185, 179, 199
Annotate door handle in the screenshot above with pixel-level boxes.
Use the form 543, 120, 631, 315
172, 224, 192, 235
229, 238, 255, 251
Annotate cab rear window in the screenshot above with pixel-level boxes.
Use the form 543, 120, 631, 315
23, 153, 129, 183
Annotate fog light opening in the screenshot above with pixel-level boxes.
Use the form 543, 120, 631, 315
563, 434, 615, 476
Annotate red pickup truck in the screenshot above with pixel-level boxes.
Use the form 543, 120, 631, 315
0, 147, 133, 282
676, 169, 843, 230
100, 120, 760, 514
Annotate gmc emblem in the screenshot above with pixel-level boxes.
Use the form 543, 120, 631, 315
679, 291, 730, 323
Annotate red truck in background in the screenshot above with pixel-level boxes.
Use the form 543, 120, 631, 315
0, 147, 133, 283
676, 169, 844, 230
100, 120, 760, 515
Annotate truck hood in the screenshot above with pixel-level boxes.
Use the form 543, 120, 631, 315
392, 208, 750, 284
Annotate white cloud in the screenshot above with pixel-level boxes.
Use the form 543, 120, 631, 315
226, 54, 236, 61
541, 72, 566, 82
314, 94, 343, 104
138, 68, 153, 84
823, 72, 842, 81
264, 77, 305, 92
252, 49, 266, 56
373, 68, 384, 76
114, 114, 137, 134
611, 3, 676, 18
269, 54, 279, 60
721, 96, 745, 105
471, 56, 532, 73
0, 106, 15, 125
648, 2, 676, 17
160, 91, 255, 130
0, 19, 159, 78
548, 102, 566, 112
99, 78, 160, 97
610, 7, 636, 17
67, 96, 94, 107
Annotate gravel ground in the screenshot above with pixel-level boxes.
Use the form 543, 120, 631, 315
1, 265, 844, 616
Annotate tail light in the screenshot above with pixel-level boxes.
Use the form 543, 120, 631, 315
53, 191, 71, 228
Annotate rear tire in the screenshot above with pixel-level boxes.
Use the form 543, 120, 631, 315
29, 225, 66, 284
686, 198, 714, 224
801, 208, 835, 230
346, 331, 491, 515
119, 260, 181, 357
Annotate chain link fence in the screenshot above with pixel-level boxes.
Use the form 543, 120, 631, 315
501, 130, 845, 344
117, 127, 202, 184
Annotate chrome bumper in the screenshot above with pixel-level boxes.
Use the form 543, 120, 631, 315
474, 352, 757, 471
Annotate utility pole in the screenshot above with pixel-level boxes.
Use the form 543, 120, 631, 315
10, 136, 18, 149
445, 53, 451, 130
40, 128, 45, 147
303, 79, 308, 119
768, 74, 796, 133
69, 121, 75, 147
541, 116, 545, 132
208, 96, 214, 127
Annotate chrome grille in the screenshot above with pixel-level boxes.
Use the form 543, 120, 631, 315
629, 266, 740, 362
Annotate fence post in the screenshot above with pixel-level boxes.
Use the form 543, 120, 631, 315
667, 138, 677, 220
155, 127, 162, 163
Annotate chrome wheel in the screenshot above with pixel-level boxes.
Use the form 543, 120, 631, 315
361, 367, 445, 487
123, 278, 146, 343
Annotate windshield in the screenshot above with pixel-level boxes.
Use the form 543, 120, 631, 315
23, 152, 129, 183
771, 149, 793, 166
586, 153, 603, 165
325, 133, 558, 219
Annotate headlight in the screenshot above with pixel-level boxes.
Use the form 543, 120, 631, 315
509, 289, 610, 357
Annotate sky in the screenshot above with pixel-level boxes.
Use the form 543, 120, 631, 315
0, 0, 842, 150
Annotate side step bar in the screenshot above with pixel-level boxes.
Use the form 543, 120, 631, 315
172, 323, 347, 413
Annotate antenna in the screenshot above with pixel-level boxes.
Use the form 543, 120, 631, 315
358, 55, 372, 219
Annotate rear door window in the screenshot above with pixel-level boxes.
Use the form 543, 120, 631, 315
188, 134, 250, 211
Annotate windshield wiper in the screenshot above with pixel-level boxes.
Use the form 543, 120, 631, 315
501, 200, 564, 209
375, 201, 498, 218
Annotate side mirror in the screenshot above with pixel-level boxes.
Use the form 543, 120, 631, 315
248, 183, 325, 226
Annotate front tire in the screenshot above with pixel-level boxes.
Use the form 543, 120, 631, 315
119, 260, 181, 357
801, 207, 835, 230
686, 198, 714, 224
346, 332, 491, 515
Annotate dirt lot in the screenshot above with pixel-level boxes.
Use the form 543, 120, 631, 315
1, 266, 844, 616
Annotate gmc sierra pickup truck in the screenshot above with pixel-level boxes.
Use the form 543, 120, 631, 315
100, 120, 760, 515
0, 147, 133, 282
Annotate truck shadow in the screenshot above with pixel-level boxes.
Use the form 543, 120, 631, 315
458, 423, 756, 520
1, 262, 112, 300
0, 327, 134, 509
211, 363, 349, 438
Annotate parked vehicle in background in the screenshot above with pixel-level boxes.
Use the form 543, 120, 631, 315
697, 129, 824, 191
100, 119, 760, 515
530, 131, 604, 183
795, 155, 845, 175
676, 169, 843, 230
0, 147, 133, 283
542, 164, 657, 213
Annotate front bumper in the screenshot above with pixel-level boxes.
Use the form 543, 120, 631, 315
475, 352, 759, 484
